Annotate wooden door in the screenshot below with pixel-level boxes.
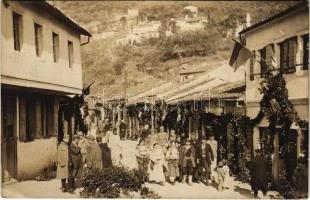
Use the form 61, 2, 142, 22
1, 95, 17, 182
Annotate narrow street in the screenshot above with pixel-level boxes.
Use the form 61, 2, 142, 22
2, 140, 282, 199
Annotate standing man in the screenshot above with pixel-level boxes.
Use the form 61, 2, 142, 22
57, 134, 69, 192
141, 124, 151, 141
97, 119, 105, 141
68, 135, 83, 192
86, 135, 103, 170
179, 139, 196, 186
77, 131, 89, 169
197, 138, 214, 185
207, 132, 218, 182
248, 149, 268, 198
119, 119, 127, 140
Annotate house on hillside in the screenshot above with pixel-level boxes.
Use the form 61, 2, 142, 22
239, 2, 308, 185
174, 17, 208, 32
178, 68, 206, 82
1, 0, 91, 182
117, 21, 160, 45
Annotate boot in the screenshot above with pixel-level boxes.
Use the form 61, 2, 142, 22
188, 175, 193, 186
181, 176, 186, 184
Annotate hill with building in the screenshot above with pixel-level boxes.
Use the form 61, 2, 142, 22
53, 1, 298, 100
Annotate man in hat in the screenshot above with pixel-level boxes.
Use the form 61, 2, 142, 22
86, 135, 103, 170
207, 132, 218, 181
141, 124, 151, 141
77, 131, 89, 167
179, 139, 196, 186
57, 134, 69, 192
68, 134, 83, 192
169, 129, 177, 143
197, 138, 214, 185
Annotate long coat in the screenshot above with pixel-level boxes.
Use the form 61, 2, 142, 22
86, 141, 103, 170
248, 155, 268, 192
196, 143, 214, 166
179, 146, 196, 168
57, 142, 69, 179
69, 142, 83, 178
99, 143, 112, 168
292, 163, 308, 196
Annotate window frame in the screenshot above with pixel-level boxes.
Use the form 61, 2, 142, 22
68, 40, 74, 68
12, 11, 22, 51
34, 22, 43, 57
279, 36, 297, 74
52, 32, 59, 63
302, 34, 309, 70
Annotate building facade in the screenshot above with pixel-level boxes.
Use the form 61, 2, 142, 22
1, 1, 91, 182
240, 2, 308, 185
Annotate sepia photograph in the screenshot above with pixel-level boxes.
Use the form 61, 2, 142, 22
1, 0, 309, 199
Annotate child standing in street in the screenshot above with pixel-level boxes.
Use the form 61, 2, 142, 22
216, 161, 225, 192
166, 141, 179, 185
222, 159, 230, 189
135, 139, 150, 174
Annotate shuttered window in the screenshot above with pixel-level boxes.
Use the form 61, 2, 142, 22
260, 44, 274, 78
280, 37, 297, 73
303, 34, 309, 70
260, 48, 267, 78
249, 51, 255, 81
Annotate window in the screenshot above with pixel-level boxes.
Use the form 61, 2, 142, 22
280, 37, 297, 73
52, 32, 59, 62
303, 34, 309, 70
259, 44, 274, 78
19, 95, 55, 141
34, 23, 43, 57
12, 12, 22, 51
260, 48, 267, 78
68, 41, 73, 68
249, 51, 255, 81
25, 96, 36, 141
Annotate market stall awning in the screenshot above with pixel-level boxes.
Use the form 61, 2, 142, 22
166, 78, 227, 103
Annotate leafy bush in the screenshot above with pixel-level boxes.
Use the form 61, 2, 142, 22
80, 166, 156, 198
278, 170, 297, 199
140, 186, 160, 199
35, 163, 57, 181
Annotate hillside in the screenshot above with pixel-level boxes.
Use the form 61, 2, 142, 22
53, 1, 298, 99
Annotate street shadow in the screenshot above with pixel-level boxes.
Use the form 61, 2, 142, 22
233, 186, 253, 199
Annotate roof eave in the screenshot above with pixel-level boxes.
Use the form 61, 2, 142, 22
239, 2, 307, 35
24, 1, 92, 37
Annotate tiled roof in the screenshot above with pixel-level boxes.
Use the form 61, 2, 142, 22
239, 1, 307, 34
22, 1, 91, 37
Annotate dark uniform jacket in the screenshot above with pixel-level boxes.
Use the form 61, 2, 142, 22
179, 146, 196, 168
99, 143, 112, 168
197, 143, 214, 166
69, 142, 83, 178
248, 155, 268, 191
